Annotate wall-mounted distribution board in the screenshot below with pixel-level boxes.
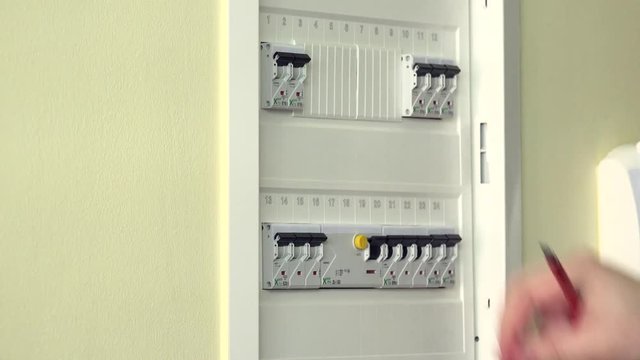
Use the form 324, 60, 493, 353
258, 3, 473, 358
246, 1, 522, 360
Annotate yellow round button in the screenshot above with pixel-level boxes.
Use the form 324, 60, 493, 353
353, 234, 369, 250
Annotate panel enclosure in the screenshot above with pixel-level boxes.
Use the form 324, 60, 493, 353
258, 1, 475, 360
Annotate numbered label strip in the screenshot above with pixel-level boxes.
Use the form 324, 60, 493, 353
260, 12, 454, 59
261, 192, 456, 227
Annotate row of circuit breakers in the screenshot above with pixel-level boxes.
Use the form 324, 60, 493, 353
262, 223, 462, 290
260, 42, 461, 119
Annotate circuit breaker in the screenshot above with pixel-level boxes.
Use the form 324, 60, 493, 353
401, 55, 460, 119
262, 223, 461, 289
260, 43, 311, 110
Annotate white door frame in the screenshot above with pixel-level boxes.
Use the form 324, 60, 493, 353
470, 0, 521, 358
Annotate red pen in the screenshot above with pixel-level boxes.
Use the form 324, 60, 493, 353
540, 243, 582, 322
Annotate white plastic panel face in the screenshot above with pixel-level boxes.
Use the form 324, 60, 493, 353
259, 1, 473, 360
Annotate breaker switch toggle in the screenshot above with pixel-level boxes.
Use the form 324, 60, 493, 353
367, 236, 387, 261
273, 52, 311, 68
275, 232, 327, 247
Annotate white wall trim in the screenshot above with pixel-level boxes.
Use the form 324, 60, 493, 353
226, 0, 260, 359
470, 0, 521, 358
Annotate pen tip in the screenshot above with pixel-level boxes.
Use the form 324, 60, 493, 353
540, 242, 554, 258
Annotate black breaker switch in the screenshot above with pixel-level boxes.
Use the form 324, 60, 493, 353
273, 52, 312, 68
367, 236, 387, 260
429, 64, 448, 77
430, 234, 448, 248
275, 232, 327, 247
386, 235, 409, 260
444, 64, 461, 78
414, 63, 434, 77
430, 234, 462, 249
365, 234, 460, 260
414, 62, 458, 78
445, 234, 462, 247
415, 235, 433, 259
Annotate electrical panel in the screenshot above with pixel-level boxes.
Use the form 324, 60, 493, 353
258, 1, 483, 360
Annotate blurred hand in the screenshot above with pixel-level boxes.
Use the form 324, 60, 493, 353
500, 255, 640, 360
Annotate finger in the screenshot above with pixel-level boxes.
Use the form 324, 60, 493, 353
535, 307, 571, 335
535, 299, 571, 327
499, 256, 596, 359
501, 255, 596, 343
523, 321, 592, 360
499, 270, 564, 358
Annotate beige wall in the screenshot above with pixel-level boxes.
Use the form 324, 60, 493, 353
522, 0, 640, 264
0, 1, 219, 358
4, 0, 640, 357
